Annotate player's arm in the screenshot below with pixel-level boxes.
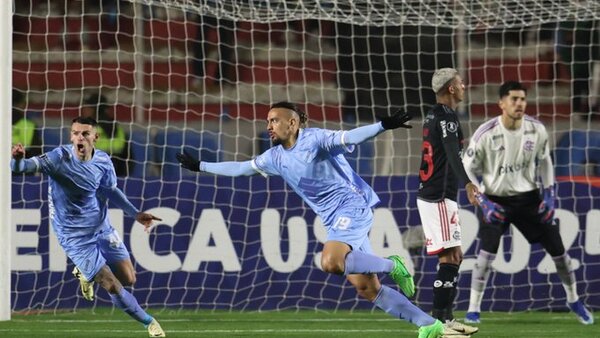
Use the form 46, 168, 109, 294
101, 186, 140, 216
442, 138, 478, 201
537, 131, 556, 223
342, 110, 413, 145
100, 185, 162, 229
462, 138, 483, 189
462, 132, 506, 222
539, 155, 555, 188
10, 143, 39, 174
537, 131, 555, 188
176, 151, 257, 176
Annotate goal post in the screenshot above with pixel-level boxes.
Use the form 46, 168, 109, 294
0, 0, 12, 322
7, 0, 600, 314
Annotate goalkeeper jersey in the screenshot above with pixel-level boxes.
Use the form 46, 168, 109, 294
252, 128, 380, 227
462, 115, 550, 196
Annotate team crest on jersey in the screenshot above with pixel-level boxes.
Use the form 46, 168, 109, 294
446, 121, 457, 133
452, 230, 461, 240
523, 140, 535, 151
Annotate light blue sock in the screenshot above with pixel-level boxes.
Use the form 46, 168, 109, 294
344, 250, 394, 275
373, 285, 436, 327
110, 288, 153, 326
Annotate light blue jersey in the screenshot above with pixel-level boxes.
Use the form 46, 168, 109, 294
32, 145, 116, 232
25, 145, 131, 279
252, 128, 380, 227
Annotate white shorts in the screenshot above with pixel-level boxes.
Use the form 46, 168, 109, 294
417, 198, 462, 255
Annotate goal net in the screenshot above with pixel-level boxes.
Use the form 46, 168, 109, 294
10, 0, 600, 313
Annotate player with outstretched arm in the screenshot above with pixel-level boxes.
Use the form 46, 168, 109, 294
10, 116, 166, 337
176, 101, 470, 338
462, 81, 594, 325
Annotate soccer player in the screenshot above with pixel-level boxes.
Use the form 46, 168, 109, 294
10, 117, 167, 337
176, 101, 470, 338
416, 68, 480, 336
462, 81, 594, 325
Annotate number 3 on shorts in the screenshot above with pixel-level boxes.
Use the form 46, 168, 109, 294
333, 216, 351, 230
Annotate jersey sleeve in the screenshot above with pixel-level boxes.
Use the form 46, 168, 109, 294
317, 129, 355, 155
462, 129, 485, 177
99, 157, 118, 189
252, 148, 278, 177
438, 114, 472, 185
438, 113, 461, 145
536, 124, 551, 161
35, 147, 67, 175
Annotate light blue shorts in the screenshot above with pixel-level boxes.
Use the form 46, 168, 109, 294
326, 206, 373, 254
53, 223, 130, 281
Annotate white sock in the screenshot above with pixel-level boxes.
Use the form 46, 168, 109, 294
468, 290, 484, 313
467, 250, 495, 313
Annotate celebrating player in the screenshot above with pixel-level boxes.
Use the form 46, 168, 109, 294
10, 116, 166, 337
176, 101, 470, 338
416, 68, 480, 336
462, 81, 594, 325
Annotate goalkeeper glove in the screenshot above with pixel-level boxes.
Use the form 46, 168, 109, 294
175, 150, 200, 172
476, 194, 506, 224
379, 109, 413, 130
538, 186, 555, 225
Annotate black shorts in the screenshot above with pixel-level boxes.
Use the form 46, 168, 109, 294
480, 190, 558, 244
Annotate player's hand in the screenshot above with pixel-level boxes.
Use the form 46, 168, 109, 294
12, 143, 25, 160
465, 182, 479, 206
379, 109, 413, 129
176, 150, 200, 172
136, 212, 162, 233
538, 186, 555, 225
476, 194, 506, 224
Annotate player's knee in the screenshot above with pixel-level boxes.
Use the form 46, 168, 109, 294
440, 248, 463, 265
354, 284, 378, 301
320, 256, 344, 275
121, 274, 136, 286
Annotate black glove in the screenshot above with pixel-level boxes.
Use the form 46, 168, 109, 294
379, 109, 413, 129
175, 150, 200, 172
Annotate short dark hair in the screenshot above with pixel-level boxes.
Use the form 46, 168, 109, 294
499, 81, 527, 98
270, 101, 308, 125
72, 116, 98, 126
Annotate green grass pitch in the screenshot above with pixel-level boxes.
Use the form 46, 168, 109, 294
0, 308, 596, 337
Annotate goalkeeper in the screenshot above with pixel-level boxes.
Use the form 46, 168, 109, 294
177, 101, 466, 338
10, 116, 167, 337
462, 81, 594, 325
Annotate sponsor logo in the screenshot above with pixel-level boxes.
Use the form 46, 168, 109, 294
498, 161, 530, 175
523, 140, 535, 152
440, 120, 447, 138
466, 148, 475, 157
